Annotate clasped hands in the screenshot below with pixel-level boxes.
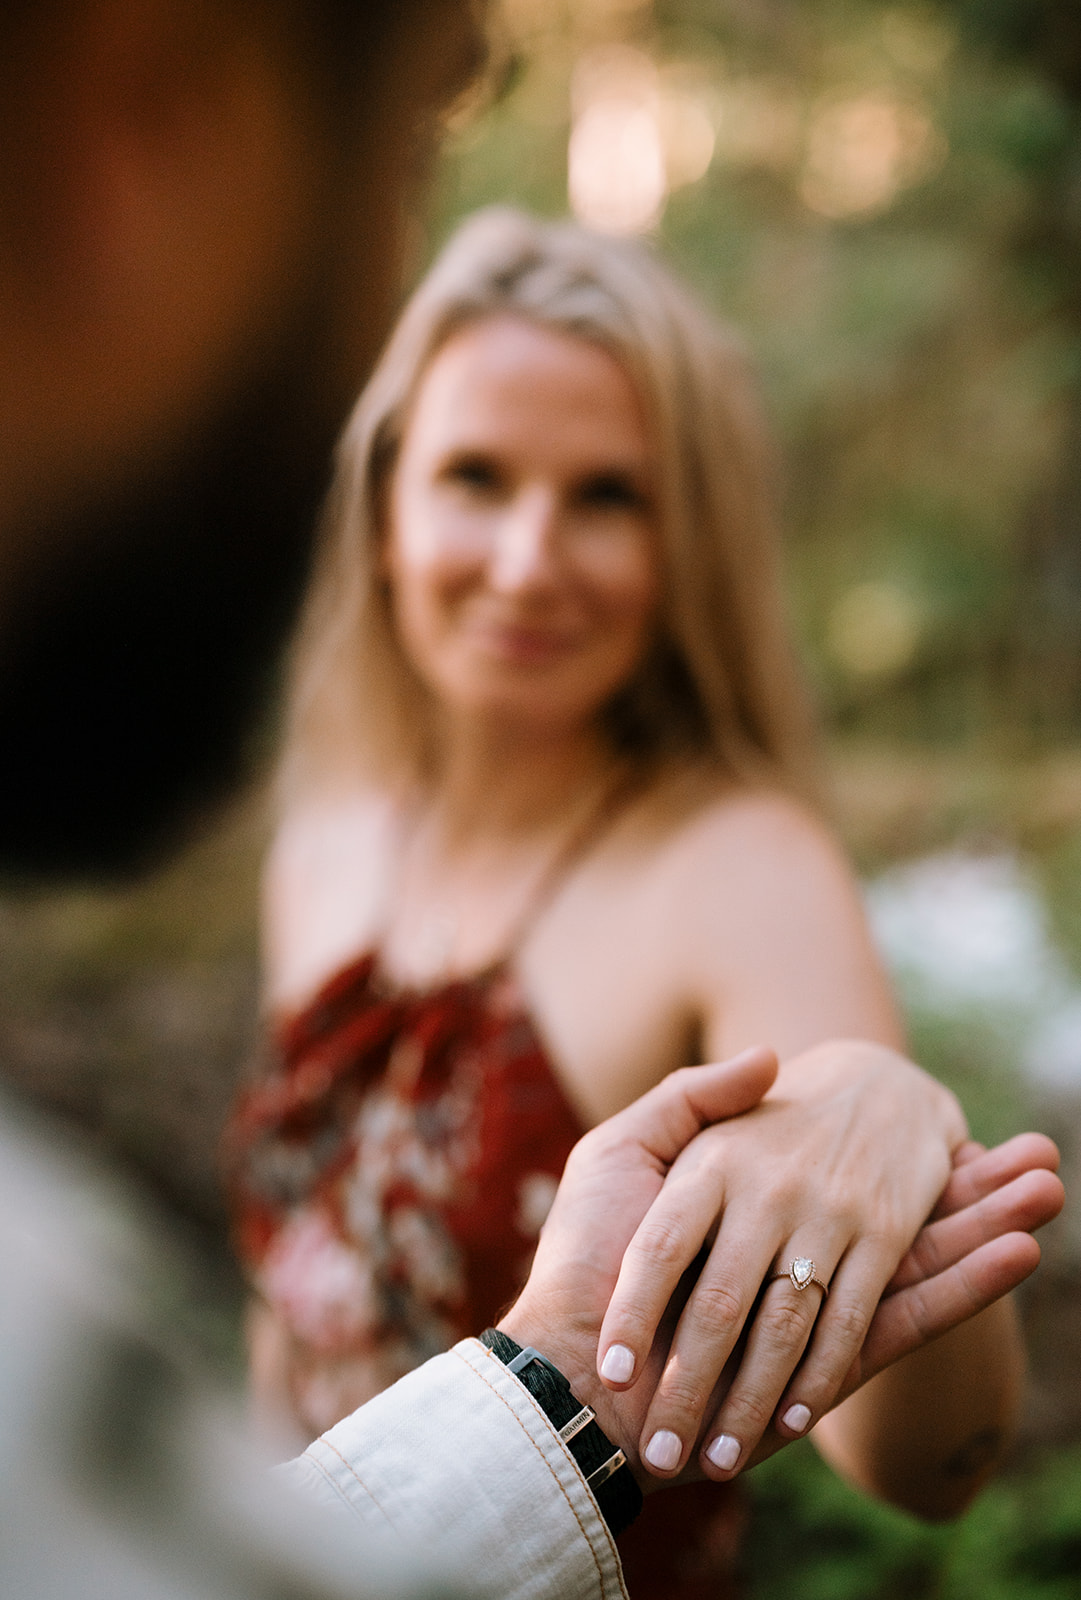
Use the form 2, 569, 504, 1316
500, 1041, 1063, 1493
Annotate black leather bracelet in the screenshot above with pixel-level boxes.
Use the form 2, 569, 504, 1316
479, 1328, 643, 1537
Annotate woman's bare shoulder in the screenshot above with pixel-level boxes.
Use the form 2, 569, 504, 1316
595, 770, 850, 953
263, 788, 399, 1011
635, 772, 868, 960
637, 771, 899, 1054
266, 789, 397, 886
631, 768, 838, 880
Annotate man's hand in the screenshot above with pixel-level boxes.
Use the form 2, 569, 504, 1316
594, 1039, 966, 1479
498, 1047, 779, 1485
828, 1133, 1062, 1402
500, 1051, 1062, 1495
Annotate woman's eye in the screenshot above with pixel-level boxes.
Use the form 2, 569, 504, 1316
578, 474, 647, 512
444, 456, 501, 494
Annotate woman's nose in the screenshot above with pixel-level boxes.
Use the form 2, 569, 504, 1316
489, 488, 562, 592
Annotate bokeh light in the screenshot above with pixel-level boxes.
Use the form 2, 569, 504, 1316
799, 91, 946, 219
827, 579, 922, 680
568, 47, 667, 232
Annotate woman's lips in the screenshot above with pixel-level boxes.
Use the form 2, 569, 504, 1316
469, 619, 581, 666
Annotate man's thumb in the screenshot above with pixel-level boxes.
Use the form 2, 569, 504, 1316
623, 1046, 778, 1166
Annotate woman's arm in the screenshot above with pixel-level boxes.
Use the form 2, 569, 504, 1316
598, 794, 1032, 1515
814, 1298, 1023, 1519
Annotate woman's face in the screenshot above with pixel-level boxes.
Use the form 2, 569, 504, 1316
383, 315, 661, 736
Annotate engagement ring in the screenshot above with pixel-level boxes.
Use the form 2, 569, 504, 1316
770, 1256, 829, 1297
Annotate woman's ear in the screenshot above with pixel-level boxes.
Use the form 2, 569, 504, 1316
376, 531, 394, 582
370, 483, 393, 585
368, 429, 402, 580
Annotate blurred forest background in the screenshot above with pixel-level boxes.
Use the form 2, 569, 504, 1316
3, 0, 1081, 1594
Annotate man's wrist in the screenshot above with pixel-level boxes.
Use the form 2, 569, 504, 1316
480, 1328, 643, 1536
497, 1304, 595, 1403
496, 1301, 651, 1488
496, 1305, 611, 1437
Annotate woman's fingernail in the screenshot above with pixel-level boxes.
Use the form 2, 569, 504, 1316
643, 1430, 682, 1472
706, 1433, 741, 1471
599, 1344, 635, 1384
782, 1403, 812, 1434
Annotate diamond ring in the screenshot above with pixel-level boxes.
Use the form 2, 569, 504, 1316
769, 1257, 829, 1297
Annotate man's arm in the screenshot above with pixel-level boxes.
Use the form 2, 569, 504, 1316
283, 1049, 780, 1599
285, 1047, 1061, 1596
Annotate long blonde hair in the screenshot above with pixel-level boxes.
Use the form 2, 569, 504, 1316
280, 206, 819, 804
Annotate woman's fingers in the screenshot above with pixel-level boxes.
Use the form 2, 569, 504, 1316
631, 1227, 781, 1475
594, 1052, 779, 1393
632, 1223, 852, 1478
596, 1167, 742, 1392
757, 1164, 1064, 1451
698, 1236, 902, 1474
737, 1231, 1045, 1478
691, 1250, 841, 1476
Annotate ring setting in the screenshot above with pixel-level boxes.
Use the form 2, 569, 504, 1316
771, 1256, 829, 1297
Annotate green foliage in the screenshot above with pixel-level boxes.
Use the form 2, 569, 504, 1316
746, 1440, 947, 1600
430, 21, 1081, 1592
433, 0, 1081, 751
902, 1003, 1033, 1148
746, 1439, 1081, 1600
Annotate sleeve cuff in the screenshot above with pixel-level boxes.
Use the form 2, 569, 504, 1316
282, 1338, 628, 1600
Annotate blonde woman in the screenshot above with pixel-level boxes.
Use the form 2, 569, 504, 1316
228, 210, 1026, 1595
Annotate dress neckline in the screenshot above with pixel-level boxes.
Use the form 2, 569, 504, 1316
283, 766, 646, 1021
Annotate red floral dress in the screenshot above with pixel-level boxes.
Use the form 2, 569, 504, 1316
226, 947, 746, 1597
227, 952, 585, 1425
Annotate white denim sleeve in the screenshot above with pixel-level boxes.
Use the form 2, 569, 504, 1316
281, 1338, 629, 1600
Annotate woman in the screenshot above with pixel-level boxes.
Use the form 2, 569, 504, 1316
227, 209, 1024, 1593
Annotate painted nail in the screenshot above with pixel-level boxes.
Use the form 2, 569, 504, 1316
643, 1430, 682, 1472
782, 1403, 811, 1435
705, 1433, 741, 1472
599, 1344, 635, 1384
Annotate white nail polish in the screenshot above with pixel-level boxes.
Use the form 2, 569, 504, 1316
599, 1344, 635, 1384
706, 1433, 741, 1472
643, 1430, 682, 1472
782, 1403, 811, 1435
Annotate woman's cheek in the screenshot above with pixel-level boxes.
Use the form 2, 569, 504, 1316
588, 520, 658, 595
426, 507, 495, 574
596, 555, 660, 621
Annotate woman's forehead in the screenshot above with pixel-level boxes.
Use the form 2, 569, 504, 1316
404, 314, 654, 463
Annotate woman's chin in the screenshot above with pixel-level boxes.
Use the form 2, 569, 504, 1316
439, 688, 610, 742
427, 654, 638, 739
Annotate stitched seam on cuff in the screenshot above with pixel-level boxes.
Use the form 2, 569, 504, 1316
307, 1439, 395, 1532
454, 1345, 624, 1599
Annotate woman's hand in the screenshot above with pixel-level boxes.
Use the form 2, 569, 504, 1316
828, 1131, 1062, 1398
501, 1038, 1060, 1497
596, 1039, 969, 1480
499, 1046, 779, 1487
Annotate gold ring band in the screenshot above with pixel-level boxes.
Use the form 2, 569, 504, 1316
769, 1257, 829, 1297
